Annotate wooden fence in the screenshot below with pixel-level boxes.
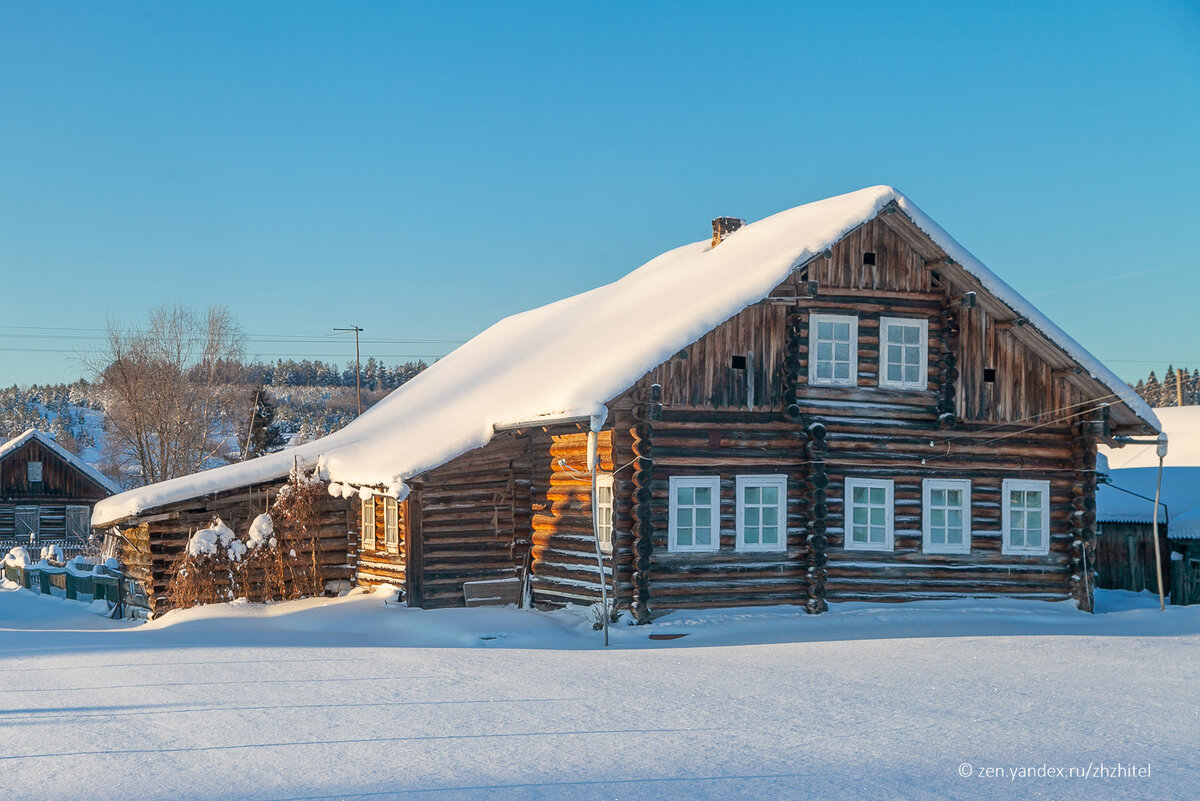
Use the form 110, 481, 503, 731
2, 559, 150, 619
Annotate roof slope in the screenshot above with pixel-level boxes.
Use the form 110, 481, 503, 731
94, 186, 1159, 526
0, 429, 119, 495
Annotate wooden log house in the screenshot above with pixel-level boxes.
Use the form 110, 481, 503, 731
92, 186, 1160, 618
0, 429, 116, 557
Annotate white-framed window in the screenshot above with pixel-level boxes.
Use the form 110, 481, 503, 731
27, 461, 43, 483
808, 313, 858, 386
383, 496, 400, 554
844, 478, 893, 551
1002, 479, 1051, 555
361, 496, 376, 551
15, 506, 40, 542
735, 474, 787, 552
595, 474, 614, 550
66, 505, 91, 540
668, 476, 720, 553
879, 316, 929, 390
922, 479, 971, 554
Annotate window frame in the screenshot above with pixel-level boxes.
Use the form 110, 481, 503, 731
735, 474, 788, 552
668, 476, 721, 554
844, 477, 894, 552
808, 313, 859, 387
361, 496, 376, 551
595, 474, 615, 552
878, 316, 929, 390
922, 478, 972, 555
27, 461, 43, 483
383, 496, 400, 554
1002, 479, 1051, 556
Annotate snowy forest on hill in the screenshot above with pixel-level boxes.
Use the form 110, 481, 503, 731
1130, 365, 1200, 407
0, 325, 426, 491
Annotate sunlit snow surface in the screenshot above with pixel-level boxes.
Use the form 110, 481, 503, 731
1, 583, 1196, 801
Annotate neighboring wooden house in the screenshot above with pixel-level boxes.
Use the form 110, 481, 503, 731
92, 186, 1160, 618
1097, 406, 1200, 604
0, 429, 117, 557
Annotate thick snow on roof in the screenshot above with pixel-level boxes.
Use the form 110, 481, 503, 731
93, 186, 1158, 526
1099, 407, 1200, 538
0, 429, 119, 495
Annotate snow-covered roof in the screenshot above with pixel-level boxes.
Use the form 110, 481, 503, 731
0, 429, 119, 495
93, 186, 1160, 526
1099, 406, 1200, 539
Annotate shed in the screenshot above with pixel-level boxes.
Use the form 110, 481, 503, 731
0, 429, 117, 558
1098, 406, 1200, 604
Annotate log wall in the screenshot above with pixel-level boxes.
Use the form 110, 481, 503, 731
108, 480, 355, 615
409, 430, 534, 608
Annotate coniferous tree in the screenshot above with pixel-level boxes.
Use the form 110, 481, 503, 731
245, 385, 287, 459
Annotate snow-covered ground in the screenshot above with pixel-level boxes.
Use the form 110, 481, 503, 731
2, 583, 1196, 801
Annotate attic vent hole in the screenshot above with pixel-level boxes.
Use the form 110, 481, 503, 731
730, 355, 747, 370
983, 368, 996, 383
863, 252, 877, 266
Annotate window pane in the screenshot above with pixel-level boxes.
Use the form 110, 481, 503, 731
745, 507, 760, 527
678, 486, 694, 505
888, 344, 902, 364
946, 528, 962, 544
834, 322, 850, 340
853, 526, 867, 543
762, 525, 778, 545
1011, 528, 1024, 547
945, 489, 961, 506
870, 507, 884, 527
817, 342, 832, 361
745, 486, 760, 504
818, 321, 833, 339
904, 365, 919, 383
888, 364, 901, 381
853, 487, 868, 504
834, 363, 849, 379
695, 486, 710, 504
678, 508, 693, 528
869, 487, 884, 505
948, 509, 963, 528
835, 342, 850, 361
677, 528, 693, 546
870, 525, 884, 543
744, 526, 759, 544
695, 507, 711, 528
1010, 490, 1023, 508
853, 506, 867, 525
816, 362, 832, 379
1012, 511, 1025, 531
1026, 491, 1042, 509
695, 526, 711, 546
903, 326, 920, 345
763, 506, 778, 526
1025, 529, 1041, 548
762, 486, 778, 505
1026, 511, 1041, 532
931, 509, 945, 528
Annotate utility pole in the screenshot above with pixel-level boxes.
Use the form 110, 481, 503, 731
334, 325, 365, 416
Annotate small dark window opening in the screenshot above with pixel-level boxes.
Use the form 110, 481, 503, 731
983, 368, 996, 383
863, 252, 877, 266
730, 355, 747, 370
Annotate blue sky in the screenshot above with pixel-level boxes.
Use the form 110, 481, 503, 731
1, 0, 1197, 385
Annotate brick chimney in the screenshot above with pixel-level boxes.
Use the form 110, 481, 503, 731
711, 216, 745, 247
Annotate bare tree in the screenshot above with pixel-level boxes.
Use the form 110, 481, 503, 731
93, 305, 245, 485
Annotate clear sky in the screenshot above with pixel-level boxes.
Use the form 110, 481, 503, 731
1, 0, 1197, 386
